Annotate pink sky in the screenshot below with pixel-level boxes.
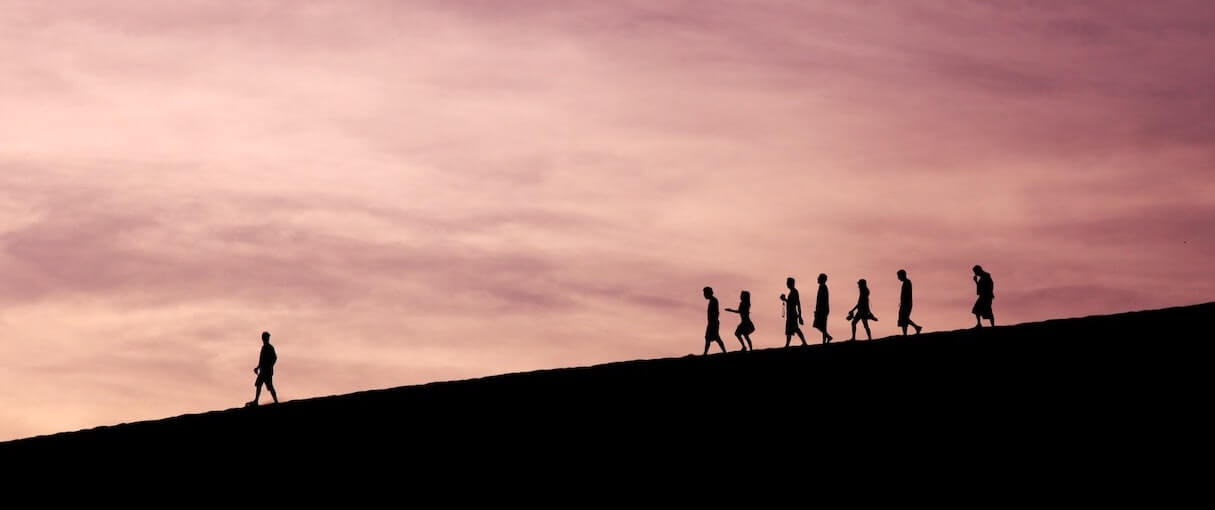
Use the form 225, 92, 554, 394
1, 0, 1213, 440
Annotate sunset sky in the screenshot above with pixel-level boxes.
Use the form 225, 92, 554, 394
2, 0, 1213, 440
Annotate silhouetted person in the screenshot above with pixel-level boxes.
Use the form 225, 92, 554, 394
897, 269, 923, 336
813, 273, 832, 343
972, 265, 995, 328
780, 277, 807, 347
724, 290, 754, 351
248, 331, 278, 406
702, 287, 727, 355
847, 279, 878, 341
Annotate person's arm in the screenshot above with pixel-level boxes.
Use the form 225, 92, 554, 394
724, 308, 739, 313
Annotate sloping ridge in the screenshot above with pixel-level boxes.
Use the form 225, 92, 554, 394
3, 302, 1210, 463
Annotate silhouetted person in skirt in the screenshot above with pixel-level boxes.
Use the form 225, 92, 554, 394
897, 269, 922, 335
847, 279, 878, 341
248, 331, 278, 406
972, 265, 995, 328
725, 290, 754, 351
813, 273, 832, 343
703, 287, 727, 355
780, 277, 807, 347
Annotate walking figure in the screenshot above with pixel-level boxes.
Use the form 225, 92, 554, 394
702, 287, 727, 355
972, 265, 995, 328
847, 279, 878, 341
248, 331, 278, 407
813, 273, 832, 343
725, 290, 755, 351
780, 277, 807, 347
897, 269, 923, 335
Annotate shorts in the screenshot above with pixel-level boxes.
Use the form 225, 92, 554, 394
785, 317, 802, 336
898, 305, 912, 327
973, 297, 994, 320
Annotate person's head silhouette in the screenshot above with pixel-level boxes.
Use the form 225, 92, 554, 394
857, 279, 868, 290
262, 331, 271, 344
703, 286, 714, 299
897, 269, 907, 281
787, 277, 796, 289
818, 273, 827, 284
973, 265, 984, 276
740, 290, 750, 303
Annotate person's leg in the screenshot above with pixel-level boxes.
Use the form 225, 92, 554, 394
974, 313, 982, 328
253, 381, 262, 405
735, 333, 747, 351
850, 319, 858, 340
901, 325, 908, 336
862, 319, 871, 340
743, 334, 753, 351
785, 334, 792, 348
988, 314, 995, 327
909, 319, 922, 334
266, 379, 278, 404
795, 329, 807, 346
703, 339, 711, 355
715, 339, 727, 353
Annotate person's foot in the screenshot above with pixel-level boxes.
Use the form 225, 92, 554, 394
827, 335, 833, 342
246, 400, 258, 407
915, 325, 923, 335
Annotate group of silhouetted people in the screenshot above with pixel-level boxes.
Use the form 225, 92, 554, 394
238, 266, 997, 403
701, 265, 995, 354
